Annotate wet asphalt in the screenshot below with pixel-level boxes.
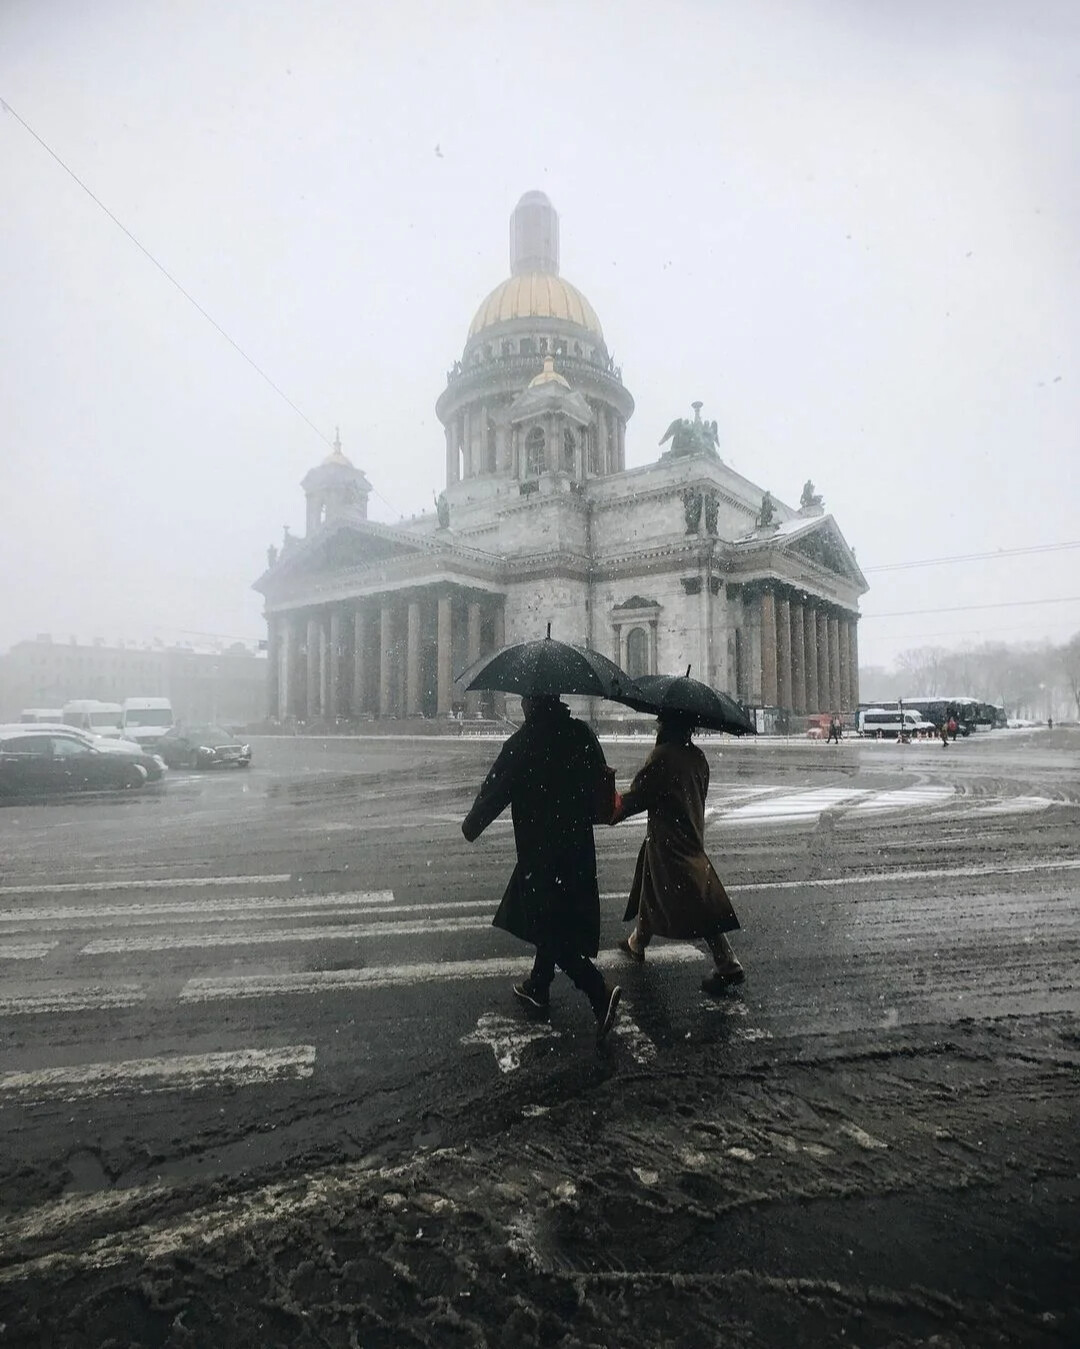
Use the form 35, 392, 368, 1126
0, 728, 1077, 1345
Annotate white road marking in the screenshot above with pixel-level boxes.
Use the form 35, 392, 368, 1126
973, 795, 1056, 815
460, 1012, 560, 1072
614, 1001, 658, 1064
179, 945, 707, 1003
81, 915, 488, 955
0, 1045, 315, 1101
0, 874, 292, 897
719, 787, 869, 822
0, 986, 147, 1016
0, 891, 396, 928
0, 942, 57, 960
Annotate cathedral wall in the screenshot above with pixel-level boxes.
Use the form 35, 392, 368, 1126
494, 496, 589, 556
502, 574, 590, 648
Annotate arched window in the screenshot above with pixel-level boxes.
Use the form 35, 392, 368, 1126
563, 428, 576, 471
520, 337, 535, 356
626, 627, 649, 680
502, 340, 513, 357
587, 426, 600, 475
525, 426, 545, 477
486, 418, 497, 473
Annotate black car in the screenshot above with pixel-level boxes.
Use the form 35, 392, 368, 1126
0, 728, 164, 795
158, 726, 252, 769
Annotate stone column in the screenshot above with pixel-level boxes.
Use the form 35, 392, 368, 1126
465, 599, 482, 717
848, 620, 860, 710
379, 602, 394, 717
617, 418, 626, 471
816, 608, 831, 712
747, 594, 763, 703
276, 617, 292, 721
327, 609, 342, 720
492, 601, 506, 718
804, 607, 819, 714
319, 615, 332, 717
436, 592, 453, 716
266, 617, 280, 721
760, 589, 778, 706
306, 615, 320, 720
444, 423, 457, 485
828, 615, 841, 713
352, 605, 369, 716
790, 601, 806, 715
776, 593, 792, 713
837, 616, 851, 713
406, 599, 422, 716
699, 572, 713, 686
462, 408, 472, 478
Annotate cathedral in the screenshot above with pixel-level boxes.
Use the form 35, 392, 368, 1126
255, 191, 867, 727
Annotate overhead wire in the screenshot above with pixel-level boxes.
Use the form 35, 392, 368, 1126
0, 95, 403, 518
862, 541, 1080, 573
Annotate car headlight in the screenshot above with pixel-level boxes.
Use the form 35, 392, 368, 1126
198, 746, 213, 755
153, 755, 166, 769
241, 744, 250, 754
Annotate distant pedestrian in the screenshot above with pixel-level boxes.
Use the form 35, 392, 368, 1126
1048, 716, 1054, 731
940, 719, 949, 747
827, 713, 843, 744
613, 710, 743, 996
462, 695, 622, 1041
947, 716, 958, 742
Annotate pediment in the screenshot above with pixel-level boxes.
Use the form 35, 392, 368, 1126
785, 519, 866, 588
255, 519, 440, 592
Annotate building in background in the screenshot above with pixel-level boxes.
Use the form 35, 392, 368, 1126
0, 636, 266, 727
256, 192, 867, 726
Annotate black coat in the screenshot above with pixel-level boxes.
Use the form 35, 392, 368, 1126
462, 703, 606, 956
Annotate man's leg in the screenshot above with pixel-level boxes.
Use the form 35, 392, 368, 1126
556, 946, 621, 1041
514, 944, 556, 1011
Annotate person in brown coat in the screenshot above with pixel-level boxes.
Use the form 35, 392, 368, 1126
612, 709, 743, 995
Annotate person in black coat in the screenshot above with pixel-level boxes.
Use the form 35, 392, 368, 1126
462, 695, 622, 1041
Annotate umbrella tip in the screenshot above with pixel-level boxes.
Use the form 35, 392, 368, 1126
546, 622, 551, 639
686, 664, 692, 678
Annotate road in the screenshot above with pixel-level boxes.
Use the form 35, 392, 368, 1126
0, 728, 1077, 1346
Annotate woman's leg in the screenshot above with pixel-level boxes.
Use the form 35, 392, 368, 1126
702, 930, 745, 994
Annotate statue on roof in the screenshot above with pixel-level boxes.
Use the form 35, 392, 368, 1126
659, 401, 720, 459
266, 543, 278, 568
800, 479, 824, 510
434, 491, 451, 530
682, 487, 703, 534
756, 491, 776, 529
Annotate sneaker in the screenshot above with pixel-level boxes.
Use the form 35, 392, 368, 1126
701, 964, 745, 996
596, 984, 622, 1043
513, 980, 550, 1012
618, 935, 645, 965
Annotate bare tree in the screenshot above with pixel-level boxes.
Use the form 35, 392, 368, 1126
1060, 632, 1080, 719
895, 646, 948, 695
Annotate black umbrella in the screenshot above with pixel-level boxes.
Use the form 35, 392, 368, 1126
620, 666, 756, 735
459, 624, 641, 700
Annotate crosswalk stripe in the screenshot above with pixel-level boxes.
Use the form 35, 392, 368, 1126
0, 986, 147, 1016
81, 915, 489, 954
178, 944, 705, 1003
0, 874, 292, 897
0, 891, 396, 928
0, 942, 57, 960
0, 1045, 315, 1101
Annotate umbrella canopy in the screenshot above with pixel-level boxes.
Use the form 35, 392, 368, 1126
620, 667, 756, 736
459, 625, 641, 700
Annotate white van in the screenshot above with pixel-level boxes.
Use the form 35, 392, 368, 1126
62, 699, 124, 738
859, 708, 935, 739
20, 708, 63, 724
121, 697, 174, 750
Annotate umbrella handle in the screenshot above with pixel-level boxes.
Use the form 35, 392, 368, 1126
686, 664, 692, 677
547, 623, 551, 639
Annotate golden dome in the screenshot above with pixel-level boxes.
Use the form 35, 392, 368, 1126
468, 273, 603, 340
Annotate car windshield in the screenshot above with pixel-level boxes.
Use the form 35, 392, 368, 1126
125, 709, 172, 727
89, 711, 122, 728
196, 728, 234, 742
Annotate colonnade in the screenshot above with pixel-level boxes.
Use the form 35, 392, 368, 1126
443, 400, 625, 484
268, 587, 503, 723
743, 587, 858, 714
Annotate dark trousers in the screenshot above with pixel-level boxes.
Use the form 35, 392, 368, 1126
530, 942, 606, 1014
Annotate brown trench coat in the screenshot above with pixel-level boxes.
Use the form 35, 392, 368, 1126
620, 740, 739, 938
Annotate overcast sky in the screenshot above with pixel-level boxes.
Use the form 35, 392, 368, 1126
2, 0, 1078, 668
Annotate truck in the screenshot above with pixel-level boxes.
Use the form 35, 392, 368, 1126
61, 700, 124, 738
120, 697, 174, 751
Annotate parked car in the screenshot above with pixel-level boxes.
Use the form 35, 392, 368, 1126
158, 725, 252, 769
0, 728, 166, 795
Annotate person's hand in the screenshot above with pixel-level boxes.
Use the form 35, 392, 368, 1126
608, 791, 625, 825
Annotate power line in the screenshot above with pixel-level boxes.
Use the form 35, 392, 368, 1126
863, 541, 1080, 573
863, 595, 1080, 619
0, 95, 403, 518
